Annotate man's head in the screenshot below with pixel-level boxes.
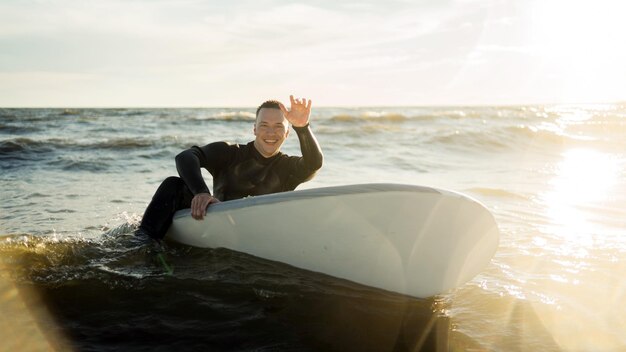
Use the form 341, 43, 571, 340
254, 100, 289, 158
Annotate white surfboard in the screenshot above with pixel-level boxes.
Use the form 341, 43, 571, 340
166, 183, 499, 298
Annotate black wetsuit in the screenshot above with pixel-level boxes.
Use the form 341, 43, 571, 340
138, 124, 323, 239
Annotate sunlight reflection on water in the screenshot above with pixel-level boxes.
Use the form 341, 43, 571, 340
542, 148, 621, 251
530, 147, 626, 350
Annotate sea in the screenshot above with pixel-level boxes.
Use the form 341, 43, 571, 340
1, 105, 625, 351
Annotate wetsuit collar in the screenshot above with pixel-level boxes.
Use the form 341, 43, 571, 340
248, 141, 282, 162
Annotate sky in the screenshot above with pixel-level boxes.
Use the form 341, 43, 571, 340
1, 0, 625, 107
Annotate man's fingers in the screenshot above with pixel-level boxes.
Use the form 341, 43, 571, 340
288, 95, 312, 110
191, 198, 204, 219
191, 194, 221, 220
191, 194, 209, 220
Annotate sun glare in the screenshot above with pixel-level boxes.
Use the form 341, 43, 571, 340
533, 146, 626, 350
542, 148, 619, 247
529, 0, 626, 102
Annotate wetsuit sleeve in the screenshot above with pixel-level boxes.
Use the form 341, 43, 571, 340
175, 142, 232, 195
291, 124, 323, 181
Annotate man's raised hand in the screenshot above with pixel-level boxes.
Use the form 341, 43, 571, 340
279, 95, 312, 128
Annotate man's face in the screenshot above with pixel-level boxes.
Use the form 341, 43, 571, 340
253, 108, 289, 158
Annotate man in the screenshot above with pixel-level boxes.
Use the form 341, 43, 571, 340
136, 96, 323, 240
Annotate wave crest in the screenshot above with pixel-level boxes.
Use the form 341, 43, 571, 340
330, 112, 408, 122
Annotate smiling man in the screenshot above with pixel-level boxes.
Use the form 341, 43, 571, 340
136, 96, 323, 240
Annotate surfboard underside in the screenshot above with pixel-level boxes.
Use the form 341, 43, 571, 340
166, 184, 499, 298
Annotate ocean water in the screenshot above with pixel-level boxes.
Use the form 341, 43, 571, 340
1, 105, 625, 351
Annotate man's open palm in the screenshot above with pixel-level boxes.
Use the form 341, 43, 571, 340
280, 95, 312, 127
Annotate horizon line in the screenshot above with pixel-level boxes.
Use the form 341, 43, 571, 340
1, 100, 624, 110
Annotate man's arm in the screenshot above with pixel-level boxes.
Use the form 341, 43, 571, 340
293, 124, 323, 177
280, 96, 323, 179
175, 144, 225, 219
175, 147, 211, 195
